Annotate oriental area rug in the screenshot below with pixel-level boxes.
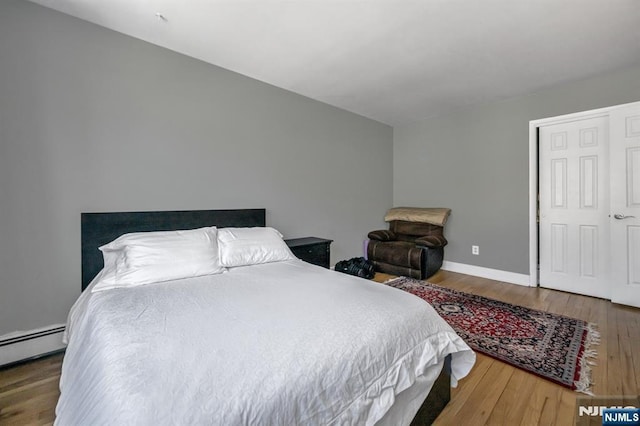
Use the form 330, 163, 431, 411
385, 277, 600, 394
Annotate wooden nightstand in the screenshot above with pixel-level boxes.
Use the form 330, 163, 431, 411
285, 237, 333, 269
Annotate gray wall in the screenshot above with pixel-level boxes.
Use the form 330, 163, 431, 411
394, 64, 640, 274
0, 0, 393, 335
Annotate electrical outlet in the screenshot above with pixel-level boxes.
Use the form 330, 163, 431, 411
472, 245, 479, 255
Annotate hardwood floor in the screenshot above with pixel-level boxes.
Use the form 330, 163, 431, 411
0, 353, 61, 425
377, 271, 640, 425
1, 270, 638, 425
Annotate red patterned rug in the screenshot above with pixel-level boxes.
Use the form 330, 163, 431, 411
385, 277, 600, 394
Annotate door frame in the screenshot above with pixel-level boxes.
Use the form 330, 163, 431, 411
528, 101, 640, 288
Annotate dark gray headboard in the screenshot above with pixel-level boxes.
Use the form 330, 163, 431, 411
81, 209, 266, 290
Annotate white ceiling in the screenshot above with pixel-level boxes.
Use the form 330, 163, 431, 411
28, 0, 640, 125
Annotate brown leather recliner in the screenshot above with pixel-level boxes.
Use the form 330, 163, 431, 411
367, 208, 450, 279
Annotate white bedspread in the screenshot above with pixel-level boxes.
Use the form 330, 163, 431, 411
56, 260, 475, 426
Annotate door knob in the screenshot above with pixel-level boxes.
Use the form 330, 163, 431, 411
613, 214, 636, 220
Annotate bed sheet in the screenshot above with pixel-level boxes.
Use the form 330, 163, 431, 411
56, 260, 474, 425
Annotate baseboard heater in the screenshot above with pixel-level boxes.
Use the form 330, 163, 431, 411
0, 325, 66, 368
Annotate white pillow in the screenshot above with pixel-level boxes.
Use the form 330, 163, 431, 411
218, 227, 295, 267
92, 227, 225, 292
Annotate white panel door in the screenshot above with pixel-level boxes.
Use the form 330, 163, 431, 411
610, 103, 640, 308
539, 116, 610, 298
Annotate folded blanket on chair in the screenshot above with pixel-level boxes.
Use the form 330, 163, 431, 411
384, 207, 451, 227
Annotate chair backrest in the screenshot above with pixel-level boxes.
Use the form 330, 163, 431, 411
389, 220, 444, 242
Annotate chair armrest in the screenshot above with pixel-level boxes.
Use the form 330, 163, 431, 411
368, 230, 397, 241
415, 235, 448, 248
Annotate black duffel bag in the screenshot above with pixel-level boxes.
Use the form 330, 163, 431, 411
334, 257, 375, 279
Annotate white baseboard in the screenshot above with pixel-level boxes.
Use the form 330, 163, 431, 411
0, 324, 66, 367
441, 261, 532, 287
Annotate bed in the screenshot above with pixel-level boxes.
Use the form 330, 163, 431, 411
56, 209, 475, 425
